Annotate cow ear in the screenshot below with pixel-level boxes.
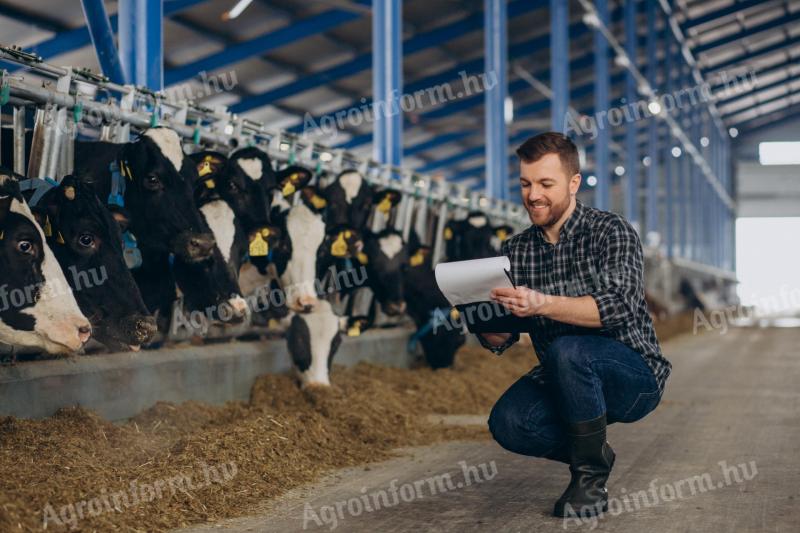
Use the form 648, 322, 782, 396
276, 166, 313, 197
0, 194, 11, 226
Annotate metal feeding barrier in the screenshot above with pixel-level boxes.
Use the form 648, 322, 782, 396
0, 47, 530, 349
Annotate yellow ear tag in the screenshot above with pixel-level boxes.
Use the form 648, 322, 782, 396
64, 186, 76, 201
268, 318, 279, 329
249, 232, 269, 257
444, 227, 453, 240
261, 228, 271, 238
204, 179, 216, 189
56, 232, 65, 245
310, 194, 326, 209
331, 232, 348, 257
0, 230, 4, 240
198, 161, 213, 177
347, 324, 362, 337
43, 216, 53, 237
357, 251, 369, 264
496, 229, 508, 241
450, 308, 460, 321
121, 161, 133, 180
377, 196, 392, 214
409, 250, 425, 267
282, 181, 296, 197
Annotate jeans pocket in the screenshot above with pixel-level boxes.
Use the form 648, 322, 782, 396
620, 390, 661, 422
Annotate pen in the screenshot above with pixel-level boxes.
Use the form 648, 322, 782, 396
504, 269, 516, 289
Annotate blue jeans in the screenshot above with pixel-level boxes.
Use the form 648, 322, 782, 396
488, 335, 662, 461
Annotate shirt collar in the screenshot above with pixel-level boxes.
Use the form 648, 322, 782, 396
528, 199, 587, 244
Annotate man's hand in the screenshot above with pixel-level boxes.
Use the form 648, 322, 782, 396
491, 286, 550, 317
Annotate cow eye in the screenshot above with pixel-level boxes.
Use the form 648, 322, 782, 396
78, 233, 96, 248
16, 240, 34, 255
145, 174, 162, 189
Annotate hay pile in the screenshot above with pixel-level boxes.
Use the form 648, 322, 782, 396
0, 343, 535, 532
0, 319, 688, 532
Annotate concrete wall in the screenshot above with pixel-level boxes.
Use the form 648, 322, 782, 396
0, 328, 415, 421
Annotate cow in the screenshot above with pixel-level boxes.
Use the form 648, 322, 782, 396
31, 175, 157, 351
285, 299, 344, 387
403, 244, 465, 369
73, 127, 247, 330
0, 170, 92, 355
444, 211, 497, 261
358, 228, 409, 316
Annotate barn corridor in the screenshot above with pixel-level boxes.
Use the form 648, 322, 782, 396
177, 326, 798, 532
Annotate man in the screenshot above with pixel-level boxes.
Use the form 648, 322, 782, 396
479, 132, 671, 518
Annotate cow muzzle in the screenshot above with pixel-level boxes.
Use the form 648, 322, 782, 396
175, 232, 217, 262
383, 300, 407, 316
121, 314, 158, 345
44, 316, 92, 353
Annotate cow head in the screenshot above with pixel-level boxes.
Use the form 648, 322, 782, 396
34, 176, 156, 351
324, 170, 374, 230
0, 171, 92, 353
358, 229, 409, 316
285, 300, 343, 387
114, 127, 216, 263
445, 211, 496, 261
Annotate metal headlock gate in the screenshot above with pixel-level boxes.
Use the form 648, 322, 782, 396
0, 47, 530, 349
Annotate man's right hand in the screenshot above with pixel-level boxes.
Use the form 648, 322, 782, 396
479, 332, 512, 347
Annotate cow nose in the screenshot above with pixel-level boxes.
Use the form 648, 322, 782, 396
228, 296, 249, 319
126, 315, 158, 344
384, 301, 407, 316
78, 325, 92, 344
186, 233, 216, 260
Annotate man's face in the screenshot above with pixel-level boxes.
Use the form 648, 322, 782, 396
519, 153, 581, 227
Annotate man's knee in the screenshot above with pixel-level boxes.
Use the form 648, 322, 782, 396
488, 399, 561, 459
548, 335, 593, 371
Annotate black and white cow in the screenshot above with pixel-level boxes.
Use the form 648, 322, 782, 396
0, 171, 92, 354
32, 175, 156, 351
74, 128, 247, 328
285, 299, 344, 387
358, 228, 409, 316
444, 211, 497, 262
403, 244, 465, 369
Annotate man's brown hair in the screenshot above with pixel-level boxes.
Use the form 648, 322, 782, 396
515, 132, 580, 177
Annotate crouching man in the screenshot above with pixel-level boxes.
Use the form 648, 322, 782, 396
479, 132, 671, 518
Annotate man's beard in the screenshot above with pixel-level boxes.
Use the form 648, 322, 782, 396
527, 194, 571, 228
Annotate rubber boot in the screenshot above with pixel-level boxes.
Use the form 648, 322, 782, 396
552, 414, 615, 518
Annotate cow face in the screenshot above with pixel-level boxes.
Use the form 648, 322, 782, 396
359, 229, 409, 316
445, 211, 496, 261
224, 147, 276, 229
116, 128, 216, 263
35, 176, 156, 351
324, 170, 374, 230
491, 224, 514, 253
0, 172, 92, 354
285, 300, 343, 387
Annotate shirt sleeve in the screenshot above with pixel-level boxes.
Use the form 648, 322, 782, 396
588, 217, 646, 330
474, 237, 519, 355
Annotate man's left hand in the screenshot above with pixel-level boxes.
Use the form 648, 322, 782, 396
490, 287, 550, 317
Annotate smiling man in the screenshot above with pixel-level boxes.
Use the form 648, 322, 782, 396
478, 132, 671, 518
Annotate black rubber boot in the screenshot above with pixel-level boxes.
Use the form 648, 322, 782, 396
552, 414, 615, 518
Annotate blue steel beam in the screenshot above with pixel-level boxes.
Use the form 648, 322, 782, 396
645, 0, 658, 240
550, 0, 568, 132
119, 0, 163, 90
484, 0, 508, 200
230, 0, 546, 114
681, 0, 764, 32
372, 0, 403, 167
405, 132, 473, 157
593, 0, 611, 210
81, 0, 126, 84
4, 0, 206, 71
624, 0, 639, 229
165, 9, 363, 86
693, 10, 800, 55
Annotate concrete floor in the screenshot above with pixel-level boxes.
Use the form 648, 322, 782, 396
177, 327, 799, 532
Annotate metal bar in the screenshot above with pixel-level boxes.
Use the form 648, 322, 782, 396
664, 28, 674, 259
624, 0, 639, 230
80, 0, 127, 85
484, 0, 508, 200
592, 0, 610, 210
645, 0, 658, 241
680, 0, 764, 32
12, 107, 26, 176
693, 9, 800, 55
703, 34, 800, 77
550, 0, 568, 132
372, 0, 403, 168
119, 0, 164, 90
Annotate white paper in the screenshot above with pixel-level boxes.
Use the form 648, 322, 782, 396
434, 256, 514, 306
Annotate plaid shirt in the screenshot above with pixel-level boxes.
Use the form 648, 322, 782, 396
478, 200, 671, 395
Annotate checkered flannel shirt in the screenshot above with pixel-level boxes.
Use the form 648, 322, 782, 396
478, 200, 671, 395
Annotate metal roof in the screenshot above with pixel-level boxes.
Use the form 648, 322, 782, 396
0, 0, 797, 188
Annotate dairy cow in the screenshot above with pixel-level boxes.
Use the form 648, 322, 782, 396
285, 299, 344, 387
0, 171, 92, 354
73, 128, 247, 328
31, 175, 157, 351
